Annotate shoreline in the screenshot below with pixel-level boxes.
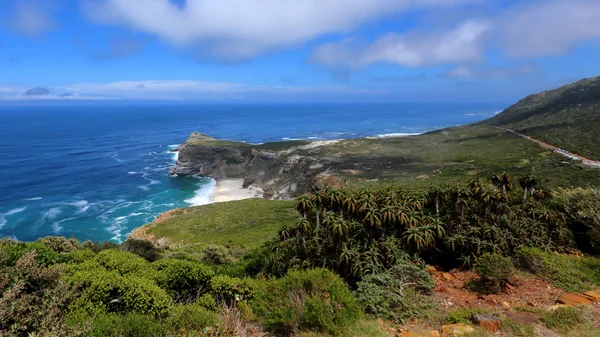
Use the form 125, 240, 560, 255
209, 178, 263, 203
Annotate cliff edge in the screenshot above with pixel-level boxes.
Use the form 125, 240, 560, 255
169, 132, 342, 199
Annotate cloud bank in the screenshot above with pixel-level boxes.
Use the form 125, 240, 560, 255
308, 0, 600, 75
309, 20, 491, 69
84, 0, 478, 60
0, 80, 387, 101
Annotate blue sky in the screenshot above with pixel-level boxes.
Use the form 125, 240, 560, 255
0, 0, 599, 102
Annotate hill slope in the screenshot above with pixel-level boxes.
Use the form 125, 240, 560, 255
484, 76, 600, 160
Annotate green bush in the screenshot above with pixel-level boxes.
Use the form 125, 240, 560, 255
165, 304, 217, 333
93, 249, 150, 276
554, 187, 600, 254
202, 244, 235, 265
152, 258, 214, 301
210, 275, 254, 306
355, 259, 435, 323
121, 238, 163, 262
65, 249, 96, 264
445, 307, 492, 324
196, 293, 217, 311
67, 268, 170, 317
472, 253, 514, 294
36, 236, 81, 253
0, 252, 81, 336
515, 247, 600, 292
251, 268, 362, 336
0, 242, 63, 267
85, 312, 168, 337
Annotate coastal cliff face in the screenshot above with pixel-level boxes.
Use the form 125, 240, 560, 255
170, 132, 341, 199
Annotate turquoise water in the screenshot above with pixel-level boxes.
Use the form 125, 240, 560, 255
0, 102, 504, 242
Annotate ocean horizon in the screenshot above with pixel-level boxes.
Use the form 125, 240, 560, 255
0, 102, 505, 243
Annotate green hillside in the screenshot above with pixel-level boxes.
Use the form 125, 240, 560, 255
484, 76, 600, 160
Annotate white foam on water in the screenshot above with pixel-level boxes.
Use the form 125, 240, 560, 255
5, 207, 27, 216
168, 145, 180, 162
139, 185, 151, 191
51, 217, 76, 234
375, 132, 422, 138
46, 207, 62, 220
23, 197, 42, 201
184, 179, 217, 206
128, 171, 141, 175
0, 218, 6, 230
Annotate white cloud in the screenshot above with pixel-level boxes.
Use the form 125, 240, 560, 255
499, 0, 600, 58
83, 0, 479, 60
442, 64, 539, 79
309, 19, 491, 69
309, 0, 600, 71
10, 0, 57, 36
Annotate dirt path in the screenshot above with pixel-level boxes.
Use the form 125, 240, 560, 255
495, 127, 600, 168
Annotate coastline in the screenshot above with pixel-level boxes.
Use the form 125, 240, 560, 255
209, 179, 263, 203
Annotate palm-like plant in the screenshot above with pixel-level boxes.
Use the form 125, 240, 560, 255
519, 175, 538, 202
295, 194, 314, 218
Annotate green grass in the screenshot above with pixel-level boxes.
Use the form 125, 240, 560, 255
255, 140, 311, 151
320, 125, 600, 189
515, 247, 600, 292
145, 199, 298, 252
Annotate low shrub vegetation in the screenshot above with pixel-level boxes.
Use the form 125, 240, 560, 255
2, 174, 600, 336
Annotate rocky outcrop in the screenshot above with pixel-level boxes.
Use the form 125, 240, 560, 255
169, 132, 340, 199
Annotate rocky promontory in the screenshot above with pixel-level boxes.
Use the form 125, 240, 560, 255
169, 132, 345, 199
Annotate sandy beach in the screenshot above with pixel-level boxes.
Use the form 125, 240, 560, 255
209, 178, 263, 203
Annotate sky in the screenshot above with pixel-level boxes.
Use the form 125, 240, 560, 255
0, 0, 599, 102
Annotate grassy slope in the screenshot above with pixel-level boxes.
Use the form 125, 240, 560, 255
325, 125, 600, 189
145, 199, 297, 251
484, 76, 600, 160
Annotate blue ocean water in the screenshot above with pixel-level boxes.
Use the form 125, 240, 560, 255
0, 102, 504, 242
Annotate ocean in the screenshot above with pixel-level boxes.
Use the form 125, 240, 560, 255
0, 102, 504, 243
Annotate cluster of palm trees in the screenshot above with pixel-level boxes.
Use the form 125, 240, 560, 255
264, 173, 574, 282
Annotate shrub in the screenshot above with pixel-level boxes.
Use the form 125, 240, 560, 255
0, 242, 62, 267
65, 249, 96, 264
515, 247, 600, 292
93, 249, 150, 276
165, 304, 217, 333
196, 293, 217, 311
202, 244, 235, 265
152, 258, 214, 301
355, 259, 435, 323
445, 307, 493, 325
472, 253, 514, 294
67, 269, 170, 317
554, 187, 600, 254
85, 312, 168, 337
0, 252, 81, 336
210, 275, 254, 306
36, 236, 80, 253
251, 268, 362, 336
120, 238, 163, 262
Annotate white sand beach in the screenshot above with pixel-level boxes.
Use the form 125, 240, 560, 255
209, 179, 263, 203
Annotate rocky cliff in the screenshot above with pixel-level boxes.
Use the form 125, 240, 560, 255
169, 132, 343, 199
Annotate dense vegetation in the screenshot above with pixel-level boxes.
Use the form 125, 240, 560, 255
2, 174, 600, 336
485, 76, 600, 160
258, 175, 598, 281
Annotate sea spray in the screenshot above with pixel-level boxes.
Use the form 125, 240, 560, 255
184, 178, 217, 206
